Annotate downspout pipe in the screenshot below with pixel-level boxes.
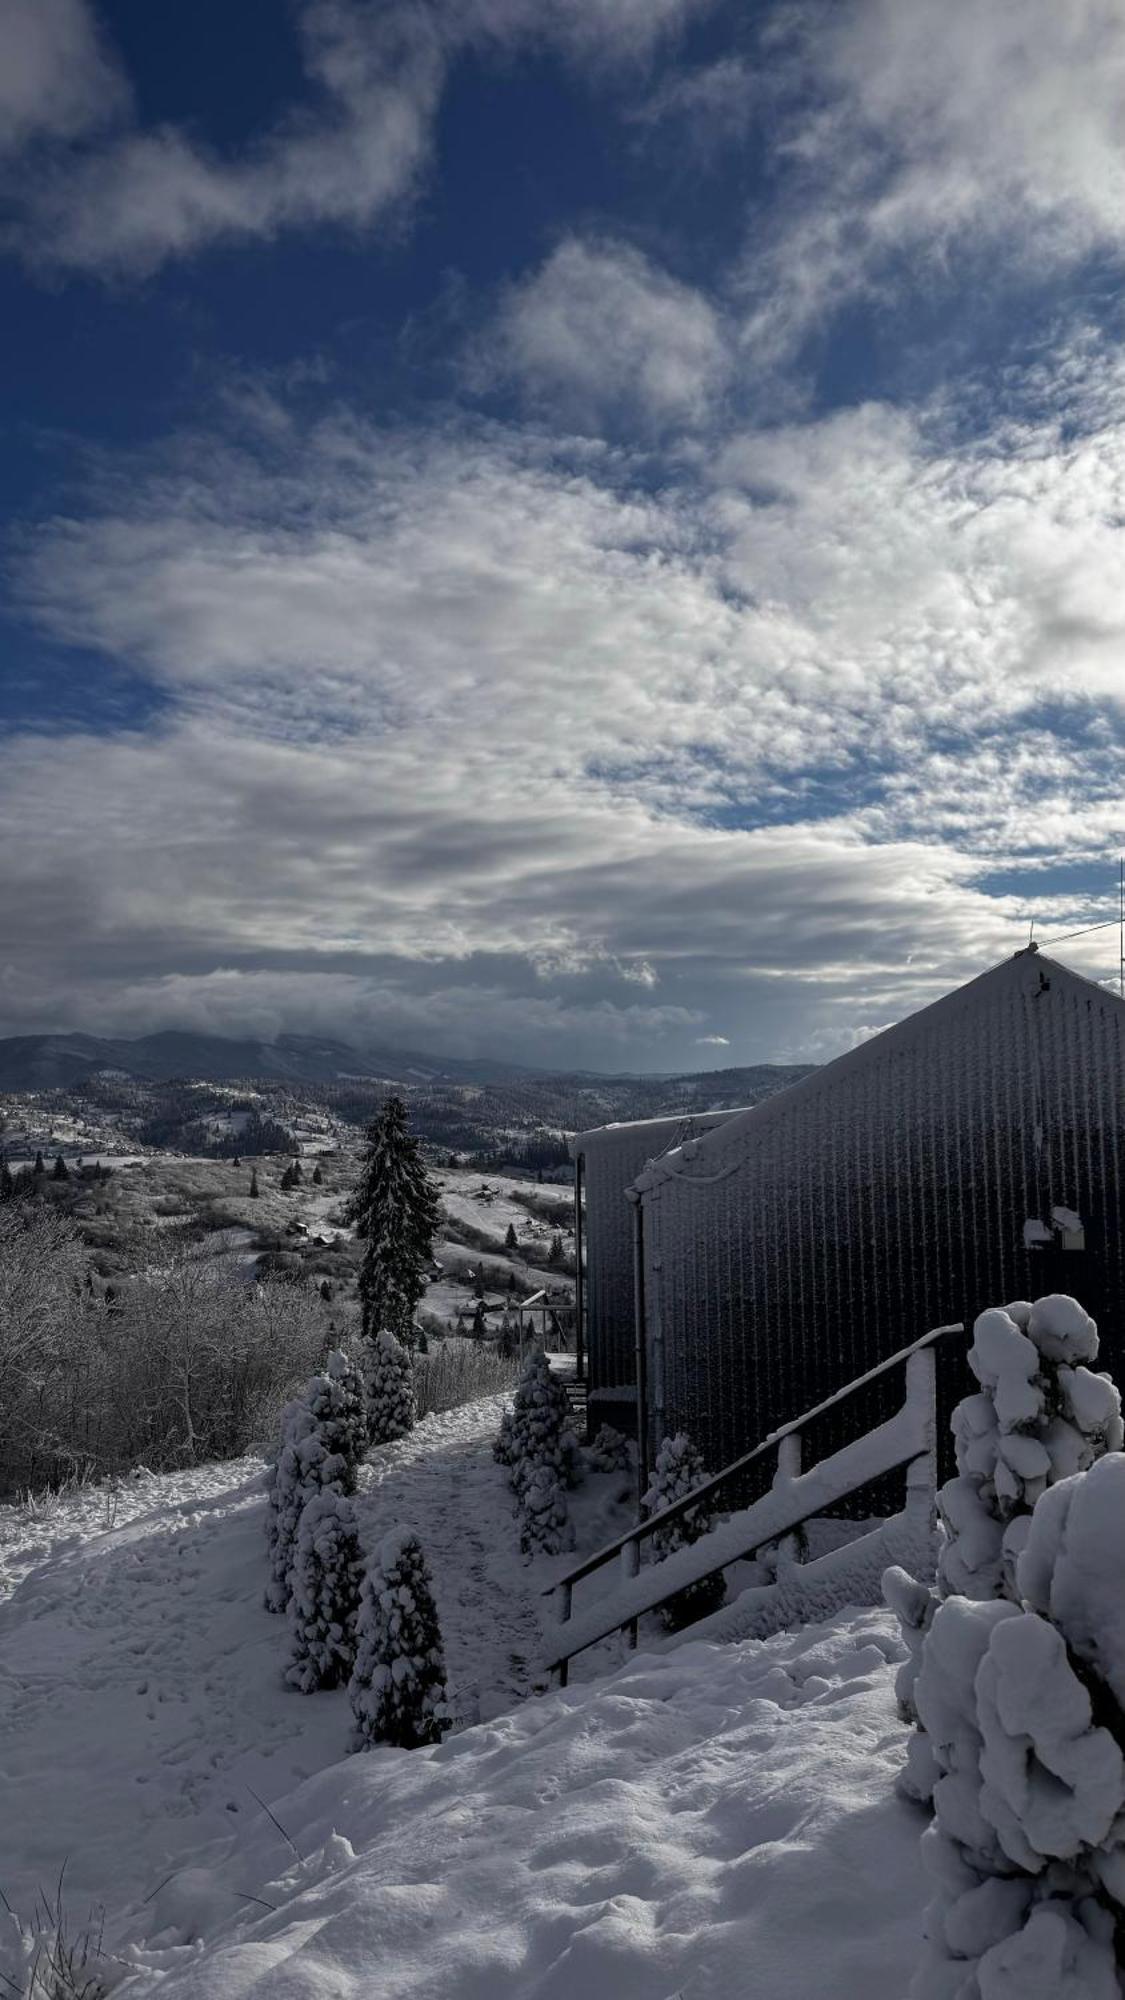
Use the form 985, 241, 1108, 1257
627, 1186, 649, 1514
573, 1151, 585, 1385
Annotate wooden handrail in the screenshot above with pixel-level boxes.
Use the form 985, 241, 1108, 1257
543, 1320, 962, 1598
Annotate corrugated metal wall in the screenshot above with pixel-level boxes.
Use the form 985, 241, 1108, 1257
572, 1111, 742, 1432
639, 953, 1125, 1489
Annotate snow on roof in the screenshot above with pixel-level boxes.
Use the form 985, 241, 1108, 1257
628, 949, 1125, 1200
570, 1106, 748, 1158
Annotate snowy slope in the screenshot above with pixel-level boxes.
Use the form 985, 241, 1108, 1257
0, 1398, 928, 1999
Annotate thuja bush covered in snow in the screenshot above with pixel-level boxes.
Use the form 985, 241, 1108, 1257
644, 1432, 725, 1630
888, 1294, 1123, 1807
286, 1489, 365, 1694
497, 1348, 580, 1557
349, 1528, 451, 1750
265, 1369, 358, 1615
306, 1351, 367, 1492
0, 1208, 328, 1495
909, 1450, 1125, 1999
937, 1296, 1122, 1603
365, 1329, 416, 1444
586, 1423, 633, 1475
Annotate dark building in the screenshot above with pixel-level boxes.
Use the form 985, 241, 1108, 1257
570, 1110, 745, 1437
580, 949, 1125, 1491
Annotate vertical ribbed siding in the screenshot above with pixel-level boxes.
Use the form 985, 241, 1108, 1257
637, 958, 1125, 1482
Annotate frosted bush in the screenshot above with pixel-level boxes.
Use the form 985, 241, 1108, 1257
908, 1448, 1125, 1998
937, 1295, 1121, 1604
264, 1376, 352, 1614
365, 1329, 416, 1445
286, 1490, 364, 1693
349, 1528, 451, 1750
306, 1351, 367, 1494
517, 1462, 575, 1559
644, 1433, 726, 1631
586, 1424, 633, 1475
492, 1405, 517, 1468
502, 1349, 579, 1499
883, 1564, 939, 1805
888, 1295, 1121, 1812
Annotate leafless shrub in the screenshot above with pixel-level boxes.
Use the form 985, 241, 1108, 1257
0, 1208, 333, 1496
413, 1338, 519, 1420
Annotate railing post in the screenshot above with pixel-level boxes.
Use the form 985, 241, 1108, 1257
904, 1345, 937, 1527
556, 1578, 573, 1625
773, 1430, 802, 1563
620, 1537, 640, 1583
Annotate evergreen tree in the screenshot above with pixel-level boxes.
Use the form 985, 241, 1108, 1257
290, 1159, 303, 1184
33, 1151, 44, 1175
502, 1347, 579, 1499
286, 1491, 365, 1693
505, 1222, 517, 1250
349, 1529, 451, 1750
643, 1433, 725, 1631
249, 1169, 260, 1198
518, 1462, 574, 1558
365, 1329, 416, 1444
51, 1154, 69, 1182
264, 1372, 355, 1614
347, 1098, 440, 1347
0, 1158, 13, 1203
547, 1231, 563, 1263
306, 1351, 367, 1492
312, 1163, 323, 1185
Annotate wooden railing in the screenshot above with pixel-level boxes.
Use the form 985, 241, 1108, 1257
541, 1321, 962, 1687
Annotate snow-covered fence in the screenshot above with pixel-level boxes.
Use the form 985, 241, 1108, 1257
542, 1321, 961, 1686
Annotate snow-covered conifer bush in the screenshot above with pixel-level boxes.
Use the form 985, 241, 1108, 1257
503, 1347, 579, 1499
264, 1375, 352, 1613
937, 1294, 1122, 1603
306, 1350, 367, 1493
492, 1404, 517, 1468
286, 1490, 365, 1693
585, 1423, 633, 1475
887, 1294, 1122, 1806
644, 1433, 725, 1630
909, 1450, 1125, 1998
366, 1328, 416, 1445
517, 1462, 575, 1559
349, 1529, 451, 1750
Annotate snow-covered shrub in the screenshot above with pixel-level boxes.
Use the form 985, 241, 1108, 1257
887, 1294, 1122, 1809
938, 1295, 1121, 1603
493, 1405, 517, 1468
518, 1462, 575, 1559
286, 1489, 365, 1693
306, 1350, 367, 1494
264, 1375, 353, 1614
908, 1451, 1125, 1998
503, 1348, 579, 1498
644, 1432, 726, 1631
349, 1528, 451, 1750
586, 1424, 633, 1475
365, 1329, 416, 1445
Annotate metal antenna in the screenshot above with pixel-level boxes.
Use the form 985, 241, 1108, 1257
1119, 856, 1124, 999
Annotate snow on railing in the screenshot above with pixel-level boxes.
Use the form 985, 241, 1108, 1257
542, 1321, 962, 1687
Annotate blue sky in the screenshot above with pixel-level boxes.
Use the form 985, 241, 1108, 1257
1, 0, 1124, 1071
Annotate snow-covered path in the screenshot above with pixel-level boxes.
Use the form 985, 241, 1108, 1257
0, 1395, 542, 1938
355, 1395, 545, 1722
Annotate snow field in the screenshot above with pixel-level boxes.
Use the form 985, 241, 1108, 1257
121, 1609, 922, 2000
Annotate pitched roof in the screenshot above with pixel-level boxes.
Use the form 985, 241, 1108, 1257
628, 948, 1125, 1199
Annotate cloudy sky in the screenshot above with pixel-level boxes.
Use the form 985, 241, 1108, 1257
2, 0, 1124, 1072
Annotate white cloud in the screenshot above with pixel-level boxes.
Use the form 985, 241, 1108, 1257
695, 1034, 730, 1045
739, 0, 1125, 360
478, 238, 730, 430
1, 0, 721, 277
0, 0, 127, 157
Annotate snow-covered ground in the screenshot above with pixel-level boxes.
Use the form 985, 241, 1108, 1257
0, 1396, 928, 1999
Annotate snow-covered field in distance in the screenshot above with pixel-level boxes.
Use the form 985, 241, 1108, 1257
0, 1393, 925, 2000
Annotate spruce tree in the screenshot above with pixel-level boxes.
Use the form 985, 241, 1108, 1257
264, 1370, 356, 1614
52, 1154, 69, 1182
249, 1169, 260, 1198
505, 1222, 517, 1250
0, 1158, 13, 1203
349, 1529, 451, 1750
306, 1351, 368, 1491
347, 1098, 439, 1347
286, 1490, 365, 1693
33, 1151, 44, 1175
312, 1163, 323, 1185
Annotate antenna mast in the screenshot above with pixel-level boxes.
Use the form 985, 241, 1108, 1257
1119, 856, 1124, 999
